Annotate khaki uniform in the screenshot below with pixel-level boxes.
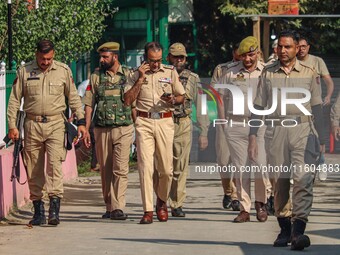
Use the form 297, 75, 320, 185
169, 69, 210, 209
83, 65, 134, 211
300, 54, 330, 77
254, 60, 322, 222
220, 61, 268, 212
211, 62, 237, 200
331, 92, 340, 126
7, 60, 84, 201
127, 64, 185, 212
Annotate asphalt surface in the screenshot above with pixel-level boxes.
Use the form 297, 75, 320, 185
0, 154, 339, 255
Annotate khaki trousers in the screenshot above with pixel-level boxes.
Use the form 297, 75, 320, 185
215, 125, 237, 199
268, 123, 315, 222
135, 117, 174, 212
225, 124, 268, 212
94, 125, 134, 211
169, 117, 192, 209
23, 118, 66, 201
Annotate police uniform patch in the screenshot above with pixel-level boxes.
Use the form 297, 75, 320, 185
234, 72, 246, 82
12, 77, 18, 86
27, 71, 39, 80
316, 76, 320, 85
159, 77, 172, 83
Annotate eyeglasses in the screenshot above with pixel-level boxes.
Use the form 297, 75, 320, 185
299, 45, 309, 49
147, 58, 163, 64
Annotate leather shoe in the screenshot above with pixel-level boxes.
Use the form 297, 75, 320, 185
140, 211, 153, 224
231, 200, 240, 211
222, 195, 232, 209
171, 207, 185, 217
102, 211, 110, 219
110, 209, 128, 220
255, 201, 268, 222
233, 211, 250, 223
156, 198, 168, 222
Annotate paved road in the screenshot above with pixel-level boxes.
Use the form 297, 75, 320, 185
0, 154, 339, 255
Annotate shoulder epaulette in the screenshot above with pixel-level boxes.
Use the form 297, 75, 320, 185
227, 61, 241, 68
189, 71, 199, 79
299, 61, 314, 71
163, 64, 175, 70
54, 61, 70, 70
264, 60, 279, 70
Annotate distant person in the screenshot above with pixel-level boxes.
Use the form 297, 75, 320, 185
267, 39, 278, 64
211, 43, 240, 211
166, 43, 210, 217
77, 79, 99, 172
297, 34, 334, 105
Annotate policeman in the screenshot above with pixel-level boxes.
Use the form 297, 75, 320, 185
7, 39, 86, 226
166, 43, 210, 217
83, 42, 134, 220
211, 43, 240, 211
124, 42, 185, 224
218, 36, 269, 223
297, 34, 334, 105
248, 30, 326, 250
267, 39, 278, 64
331, 92, 340, 140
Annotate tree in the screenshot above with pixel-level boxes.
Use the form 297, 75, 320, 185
219, 0, 340, 53
0, 0, 116, 65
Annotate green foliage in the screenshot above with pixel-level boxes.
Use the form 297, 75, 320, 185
0, 0, 115, 64
218, 0, 340, 53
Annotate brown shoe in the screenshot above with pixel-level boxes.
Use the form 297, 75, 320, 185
140, 211, 153, 224
255, 201, 268, 222
233, 211, 250, 223
156, 197, 168, 222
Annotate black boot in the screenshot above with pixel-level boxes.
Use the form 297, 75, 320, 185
273, 217, 291, 247
48, 197, 61, 225
291, 219, 310, 250
29, 200, 46, 225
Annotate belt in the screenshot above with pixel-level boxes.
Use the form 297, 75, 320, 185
174, 115, 190, 124
267, 116, 312, 126
26, 113, 63, 123
227, 115, 249, 122
137, 111, 172, 119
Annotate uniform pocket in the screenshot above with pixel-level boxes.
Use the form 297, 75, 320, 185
26, 81, 40, 95
49, 81, 64, 95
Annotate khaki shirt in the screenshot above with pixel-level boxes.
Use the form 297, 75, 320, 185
179, 69, 210, 136
127, 64, 185, 112
7, 60, 84, 129
331, 93, 340, 126
254, 60, 322, 118
219, 61, 264, 117
300, 54, 330, 77
83, 64, 132, 107
211, 61, 234, 86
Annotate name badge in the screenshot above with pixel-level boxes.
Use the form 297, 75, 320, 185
159, 77, 172, 84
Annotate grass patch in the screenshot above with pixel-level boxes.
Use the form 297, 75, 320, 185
77, 159, 100, 177
77, 158, 137, 177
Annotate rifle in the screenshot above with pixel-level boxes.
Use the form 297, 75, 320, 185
3, 110, 27, 184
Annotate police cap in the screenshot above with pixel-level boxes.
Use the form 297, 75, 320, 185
169, 43, 187, 57
97, 42, 120, 53
237, 36, 258, 55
